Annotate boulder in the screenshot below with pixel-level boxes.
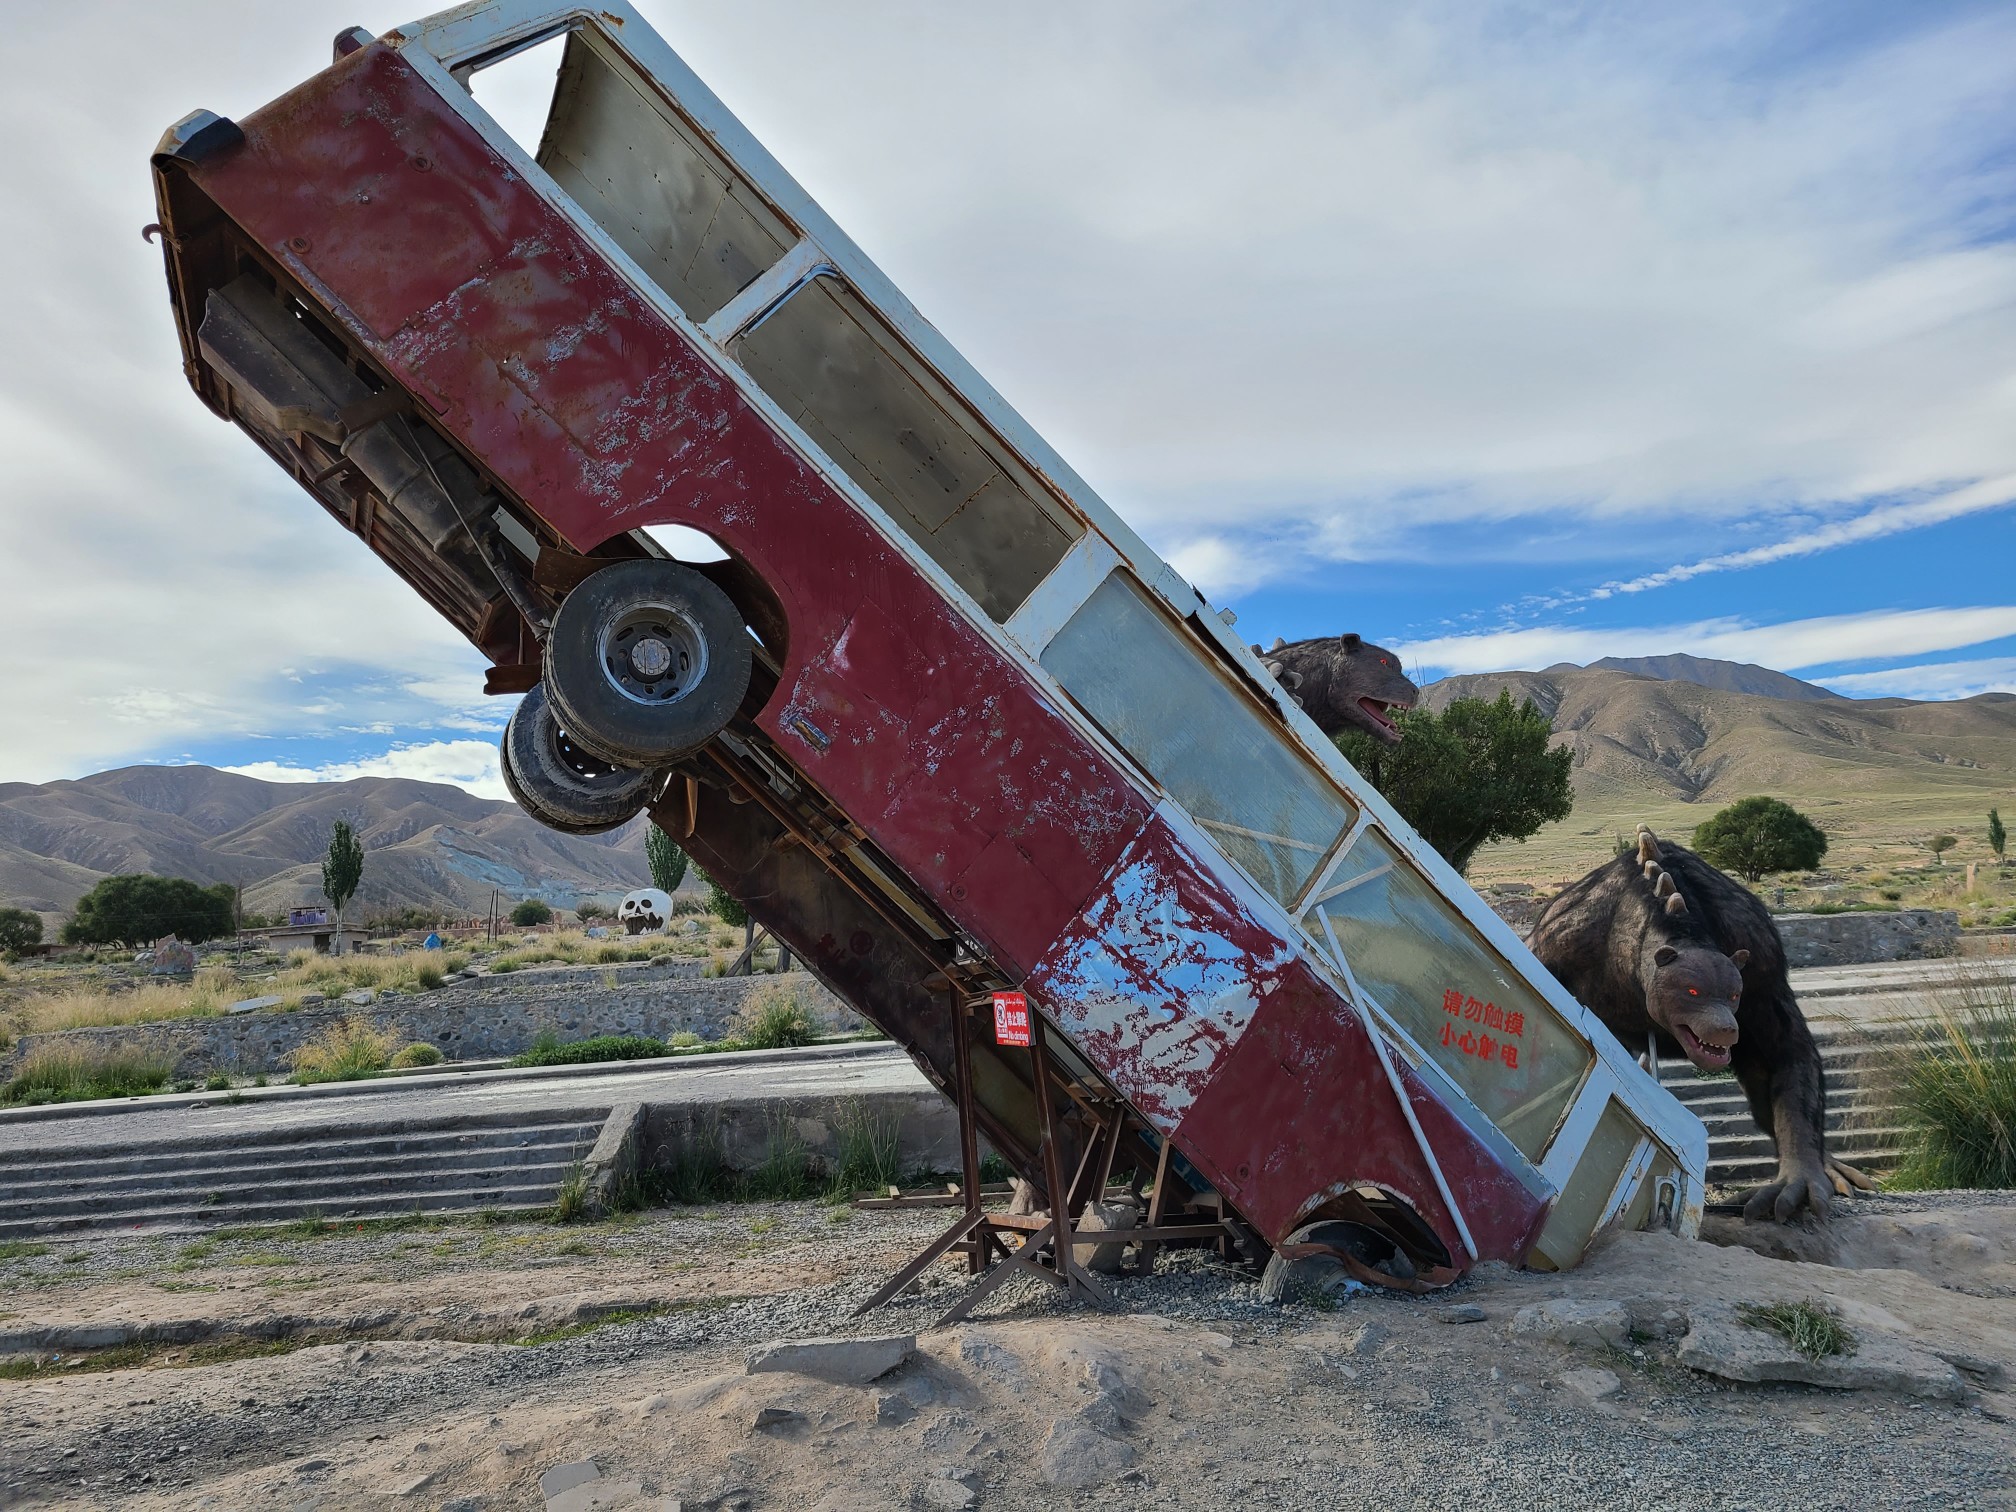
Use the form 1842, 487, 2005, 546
1676, 1304, 1972, 1401
1513, 1299, 1632, 1351
745, 1334, 915, 1385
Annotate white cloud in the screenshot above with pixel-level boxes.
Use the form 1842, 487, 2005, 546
1818, 658, 2016, 701
225, 740, 509, 801
1583, 474, 2016, 600
1400, 605, 2016, 678
3, 0, 2015, 787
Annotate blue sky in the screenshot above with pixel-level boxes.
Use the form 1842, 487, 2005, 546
2, 1, 2013, 799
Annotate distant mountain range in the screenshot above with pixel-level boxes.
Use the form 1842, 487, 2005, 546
1419, 656, 2013, 881
0, 765, 651, 929
6, 658, 2009, 925
1561, 654, 1840, 704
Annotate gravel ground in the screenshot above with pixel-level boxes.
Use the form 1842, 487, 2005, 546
1, 1192, 2012, 1510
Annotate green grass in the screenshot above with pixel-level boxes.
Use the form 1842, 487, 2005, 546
551, 1162, 593, 1224
514, 1306, 660, 1347
290, 1016, 399, 1085
0, 1241, 51, 1261
2, 1041, 175, 1106
509, 1033, 671, 1069
826, 1097, 902, 1201
1882, 970, 2016, 1191
1738, 1300, 1854, 1360
389, 1042, 443, 1069
737, 986, 817, 1050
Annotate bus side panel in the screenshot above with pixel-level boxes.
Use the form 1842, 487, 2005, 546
188, 44, 1149, 975
1030, 820, 1549, 1261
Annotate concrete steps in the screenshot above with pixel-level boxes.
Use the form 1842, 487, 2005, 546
1648, 1025, 1918, 1186
0, 1106, 609, 1241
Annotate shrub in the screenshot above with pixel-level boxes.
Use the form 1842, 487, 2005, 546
1883, 971, 2016, 1191
291, 1017, 400, 1085
510, 898, 554, 927
1334, 690, 1573, 875
509, 1034, 670, 1068
61, 875, 236, 947
737, 986, 816, 1050
551, 1162, 592, 1224
1692, 797, 1827, 882
412, 960, 446, 991
828, 1098, 902, 1200
0, 906, 43, 954
3, 1041, 175, 1106
390, 1042, 444, 1069
203, 1072, 231, 1092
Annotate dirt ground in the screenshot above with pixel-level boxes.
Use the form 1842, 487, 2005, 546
2, 1193, 2014, 1511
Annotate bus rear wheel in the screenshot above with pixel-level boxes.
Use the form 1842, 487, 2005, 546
543, 559, 752, 768
500, 683, 652, 835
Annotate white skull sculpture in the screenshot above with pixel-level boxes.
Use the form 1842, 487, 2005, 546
616, 887, 673, 935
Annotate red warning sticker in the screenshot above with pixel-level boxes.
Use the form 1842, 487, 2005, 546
992, 990, 1031, 1047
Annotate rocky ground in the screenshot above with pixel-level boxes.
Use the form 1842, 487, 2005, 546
1, 1193, 2013, 1511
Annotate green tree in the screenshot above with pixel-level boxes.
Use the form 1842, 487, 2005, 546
1926, 833, 1958, 868
574, 899, 610, 924
59, 876, 235, 947
1335, 690, 1574, 875
1692, 797, 1828, 883
645, 824, 689, 894
1989, 809, 2006, 868
701, 872, 747, 928
321, 820, 365, 940
510, 897, 554, 927
0, 906, 43, 954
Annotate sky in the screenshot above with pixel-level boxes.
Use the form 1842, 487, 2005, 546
1, 1, 2013, 801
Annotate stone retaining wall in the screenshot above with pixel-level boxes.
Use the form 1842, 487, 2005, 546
1773, 910, 1959, 969
8, 966, 862, 1080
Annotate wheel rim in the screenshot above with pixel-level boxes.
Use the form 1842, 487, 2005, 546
549, 722, 627, 785
599, 604, 707, 707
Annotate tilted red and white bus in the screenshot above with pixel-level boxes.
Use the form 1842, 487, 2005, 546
151, 0, 1705, 1288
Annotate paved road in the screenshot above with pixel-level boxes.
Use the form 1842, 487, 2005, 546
0, 1041, 930, 1156
4, 957, 1998, 1157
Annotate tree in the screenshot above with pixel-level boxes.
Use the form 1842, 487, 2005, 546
1989, 809, 2006, 868
574, 900, 610, 923
1691, 797, 1828, 883
1926, 833, 1958, 867
321, 820, 365, 940
1335, 690, 1574, 875
510, 897, 554, 927
0, 906, 43, 954
645, 824, 689, 894
702, 873, 747, 928
60, 875, 235, 947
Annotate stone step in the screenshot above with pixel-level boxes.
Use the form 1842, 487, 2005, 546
0, 1153, 587, 1226
0, 1103, 599, 1172
1711, 1146, 1905, 1186
0, 1179, 572, 1242
0, 1122, 603, 1203
0, 1108, 615, 1241
1708, 1126, 1912, 1161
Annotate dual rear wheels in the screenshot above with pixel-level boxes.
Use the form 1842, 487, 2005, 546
500, 560, 752, 834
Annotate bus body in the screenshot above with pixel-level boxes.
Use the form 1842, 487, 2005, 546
151, 1, 1704, 1280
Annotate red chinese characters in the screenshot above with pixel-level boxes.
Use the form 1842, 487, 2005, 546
1440, 988, 1522, 1068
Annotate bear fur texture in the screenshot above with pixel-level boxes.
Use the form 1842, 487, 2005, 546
1527, 827, 1870, 1222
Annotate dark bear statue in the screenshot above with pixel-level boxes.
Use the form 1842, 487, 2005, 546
1526, 826, 1872, 1222
1252, 632, 1419, 744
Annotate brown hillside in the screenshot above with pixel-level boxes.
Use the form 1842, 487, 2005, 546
1417, 668, 2016, 884
0, 765, 647, 927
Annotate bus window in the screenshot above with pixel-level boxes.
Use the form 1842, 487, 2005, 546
1304, 827, 1592, 1162
1042, 573, 1354, 905
734, 276, 1082, 622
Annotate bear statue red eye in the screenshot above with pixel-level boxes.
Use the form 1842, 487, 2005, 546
1687, 988, 1698, 996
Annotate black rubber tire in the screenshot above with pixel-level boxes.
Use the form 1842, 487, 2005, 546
500, 684, 651, 834
544, 559, 752, 768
